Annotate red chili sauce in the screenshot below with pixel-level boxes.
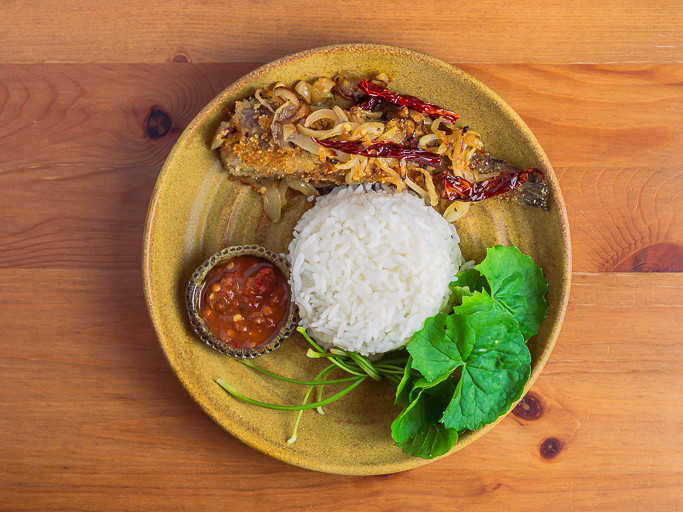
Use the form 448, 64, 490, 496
199, 256, 290, 349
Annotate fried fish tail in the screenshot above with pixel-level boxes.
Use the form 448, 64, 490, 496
469, 149, 549, 209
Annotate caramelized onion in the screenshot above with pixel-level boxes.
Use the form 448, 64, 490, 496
294, 81, 312, 103
404, 176, 428, 199
335, 154, 361, 170
275, 102, 305, 125
282, 123, 297, 140
287, 132, 322, 154
344, 157, 366, 184
273, 85, 300, 106
418, 134, 440, 148
271, 102, 297, 147
431, 118, 446, 137
379, 126, 405, 144
443, 200, 470, 223
278, 179, 289, 207
262, 181, 283, 222
255, 88, 275, 113
271, 90, 311, 148
333, 74, 365, 101
375, 159, 405, 192
310, 78, 336, 103
344, 168, 356, 185
332, 105, 349, 123
347, 106, 370, 124
211, 121, 231, 150
285, 179, 317, 197
303, 109, 340, 128
350, 122, 385, 141
418, 169, 439, 206
298, 122, 353, 140
362, 109, 384, 119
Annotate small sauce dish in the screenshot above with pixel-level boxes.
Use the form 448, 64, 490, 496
186, 245, 297, 358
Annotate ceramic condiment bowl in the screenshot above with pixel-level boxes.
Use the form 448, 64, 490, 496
185, 244, 298, 359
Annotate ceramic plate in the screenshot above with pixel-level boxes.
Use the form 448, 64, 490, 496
143, 44, 571, 475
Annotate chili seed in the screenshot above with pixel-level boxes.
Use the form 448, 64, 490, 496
233, 314, 243, 322
212, 283, 221, 292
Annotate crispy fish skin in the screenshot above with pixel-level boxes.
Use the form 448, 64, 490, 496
218, 99, 348, 186
217, 99, 427, 187
220, 134, 337, 183
217, 96, 549, 210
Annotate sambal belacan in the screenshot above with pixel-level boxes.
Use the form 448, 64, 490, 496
198, 256, 291, 349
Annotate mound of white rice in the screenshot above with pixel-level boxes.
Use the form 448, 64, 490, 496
288, 185, 466, 356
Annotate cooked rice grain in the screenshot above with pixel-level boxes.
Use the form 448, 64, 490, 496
288, 185, 465, 356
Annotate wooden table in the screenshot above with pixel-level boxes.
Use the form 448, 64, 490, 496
1, 2, 681, 510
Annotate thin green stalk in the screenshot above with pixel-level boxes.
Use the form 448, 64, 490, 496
216, 376, 366, 411
287, 365, 336, 444
241, 360, 357, 385
316, 373, 328, 415
298, 327, 369, 377
346, 352, 382, 381
287, 382, 317, 444
384, 373, 401, 385
372, 366, 406, 375
373, 364, 407, 372
217, 326, 412, 445
298, 326, 409, 382
305, 349, 328, 359
297, 326, 326, 353
309, 351, 367, 377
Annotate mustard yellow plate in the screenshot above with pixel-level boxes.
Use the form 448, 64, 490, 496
143, 44, 571, 475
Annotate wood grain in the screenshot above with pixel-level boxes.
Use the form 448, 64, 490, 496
1, 270, 681, 511
0, 1, 681, 64
1, 64, 682, 171
1, 64, 681, 273
556, 167, 683, 272
0, 64, 255, 171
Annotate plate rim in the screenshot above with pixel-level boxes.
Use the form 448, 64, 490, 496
142, 43, 572, 475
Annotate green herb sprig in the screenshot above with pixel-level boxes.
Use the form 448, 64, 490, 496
390, 245, 547, 458
216, 327, 408, 443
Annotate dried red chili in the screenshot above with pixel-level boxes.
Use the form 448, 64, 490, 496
314, 138, 442, 167
440, 168, 545, 202
357, 96, 384, 111
357, 79, 460, 124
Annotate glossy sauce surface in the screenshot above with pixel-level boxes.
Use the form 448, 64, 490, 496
199, 256, 290, 349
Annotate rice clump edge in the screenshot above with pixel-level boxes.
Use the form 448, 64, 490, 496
288, 185, 466, 356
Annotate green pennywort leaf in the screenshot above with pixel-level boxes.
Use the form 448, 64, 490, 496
395, 422, 459, 459
407, 313, 470, 381
395, 356, 414, 407
475, 245, 548, 340
391, 378, 454, 443
440, 310, 530, 431
442, 269, 489, 312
